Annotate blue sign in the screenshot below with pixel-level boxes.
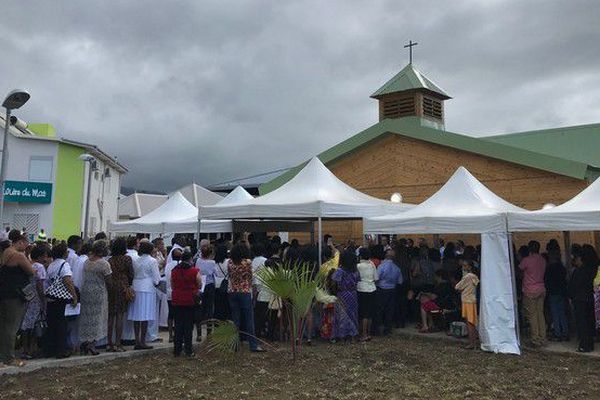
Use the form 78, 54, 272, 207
4, 180, 52, 204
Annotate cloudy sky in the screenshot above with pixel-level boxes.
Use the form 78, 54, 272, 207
1, 0, 599, 192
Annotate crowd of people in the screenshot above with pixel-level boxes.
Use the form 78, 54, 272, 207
2, 229, 600, 368
515, 239, 600, 352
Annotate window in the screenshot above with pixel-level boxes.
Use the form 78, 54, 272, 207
29, 157, 53, 182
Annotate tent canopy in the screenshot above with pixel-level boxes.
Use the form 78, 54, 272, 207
199, 157, 411, 219
217, 185, 254, 205
174, 183, 223, 208
109, 192, 231, 234
161, 186, 254, 233
508, 176, 600, 232
365, 167, 524, 234
364, 167, 521, 355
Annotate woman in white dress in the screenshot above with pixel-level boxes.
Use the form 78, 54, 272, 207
128, 241, 160, 350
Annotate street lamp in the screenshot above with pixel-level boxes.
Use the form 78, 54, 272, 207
0, 90, 31, 228
79, 153, 97, 239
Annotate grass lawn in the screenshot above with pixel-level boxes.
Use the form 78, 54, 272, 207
1, 335, 599, 400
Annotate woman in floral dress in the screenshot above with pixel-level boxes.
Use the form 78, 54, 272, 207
79, 240, 112, 355
20, 244, 49, 358
107, 237, 134, 352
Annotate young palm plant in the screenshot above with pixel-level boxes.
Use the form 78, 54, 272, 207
256, 261, 324, 361
202, 261, 325, 361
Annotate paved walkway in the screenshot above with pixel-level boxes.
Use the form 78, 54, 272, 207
3, 327, 598, 376
0, 331, 173, 376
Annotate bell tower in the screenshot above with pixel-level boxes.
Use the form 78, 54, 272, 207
371, 41, 451, 128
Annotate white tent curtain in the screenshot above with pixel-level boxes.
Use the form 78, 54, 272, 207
479, 232, 520, 354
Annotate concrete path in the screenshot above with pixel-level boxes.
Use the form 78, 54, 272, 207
0, 331, 173, 376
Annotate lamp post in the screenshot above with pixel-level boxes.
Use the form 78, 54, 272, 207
1, 90, 31, 228
79, 153, 97, 239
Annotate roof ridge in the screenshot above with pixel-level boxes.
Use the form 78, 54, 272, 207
484, 121, 600, 138
259, 117, 592, 195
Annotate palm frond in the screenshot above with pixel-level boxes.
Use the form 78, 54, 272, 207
202, 319, 240, 355
256, 266, 295, 300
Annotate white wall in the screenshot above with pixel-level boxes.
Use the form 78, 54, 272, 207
1, 133, 58, 237
80, 156, 122, 237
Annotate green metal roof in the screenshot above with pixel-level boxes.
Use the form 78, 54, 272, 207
371, 64, 451, 99
484, 123, 600, 169
259, 117, 594, 195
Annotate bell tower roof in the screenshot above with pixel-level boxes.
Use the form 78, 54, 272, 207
371, 63, 451, 100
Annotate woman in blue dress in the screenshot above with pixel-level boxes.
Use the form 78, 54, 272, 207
331, 250, 359, 342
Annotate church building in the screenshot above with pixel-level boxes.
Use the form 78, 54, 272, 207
259, 59, 600, 246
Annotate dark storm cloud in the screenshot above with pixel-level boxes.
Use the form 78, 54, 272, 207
1, 0, 599, 191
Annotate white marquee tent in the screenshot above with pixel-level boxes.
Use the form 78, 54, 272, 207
508, 176, 600, 232
199, 157, 412, 262
199, 157, 411, 219
109, 191, 231, 234
364, 166, 524, 355
162, 186, 254, 233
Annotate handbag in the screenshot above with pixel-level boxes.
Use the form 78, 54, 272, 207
34, 313, 48, 338
20, 282, 36, 302
124, 286, 136, 303
217, 262, 229, 295
45, 262, 73, 301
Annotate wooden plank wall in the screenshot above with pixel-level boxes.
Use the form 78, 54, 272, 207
289, 133, 592, 248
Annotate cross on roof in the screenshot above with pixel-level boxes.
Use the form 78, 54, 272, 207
404, 40, 418, 64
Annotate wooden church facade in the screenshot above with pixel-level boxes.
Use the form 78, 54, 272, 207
321, 133, 591, 247
260, 62, 600, 248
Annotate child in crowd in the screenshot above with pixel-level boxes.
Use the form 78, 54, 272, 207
455, 259, 480, 349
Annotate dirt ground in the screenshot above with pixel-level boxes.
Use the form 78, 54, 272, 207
1, 335, 599, 400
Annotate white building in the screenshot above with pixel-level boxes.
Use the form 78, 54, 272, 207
0, 116, 127, 240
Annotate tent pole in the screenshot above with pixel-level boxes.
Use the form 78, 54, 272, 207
361, 219, 366, 248
318, 217, 322, 266
507, 231, 521, 345
563, 231, 571, 267
196, 216, 201, 251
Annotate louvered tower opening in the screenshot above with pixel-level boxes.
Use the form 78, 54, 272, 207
382, 96, 416, 119
422, 95, 443, 120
